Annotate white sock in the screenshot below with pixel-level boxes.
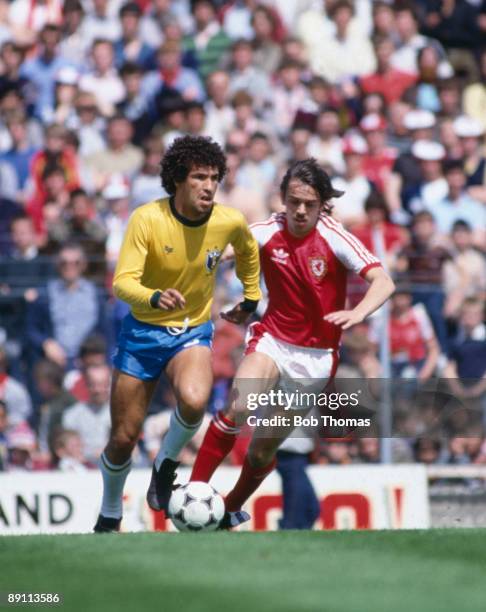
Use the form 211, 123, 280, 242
100, 452, 132, 519
154, 407, 203, 470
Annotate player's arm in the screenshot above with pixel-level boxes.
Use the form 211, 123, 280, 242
325, 266, 395, 330
113, 210, 185, 311
322, 219, 395, 330
221, 214, 262, 325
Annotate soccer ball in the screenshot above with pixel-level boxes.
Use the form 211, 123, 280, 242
168, 481, 225, 532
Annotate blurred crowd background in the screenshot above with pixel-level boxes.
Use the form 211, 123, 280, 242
0, 0, 485, 474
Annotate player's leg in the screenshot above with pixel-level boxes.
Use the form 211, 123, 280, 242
147, 345, 213, 511
191, 351, 279, 482
95, 370, 157, 532
223, 428, 286, 516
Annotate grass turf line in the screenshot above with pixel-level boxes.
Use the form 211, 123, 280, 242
2, 530, 486, 612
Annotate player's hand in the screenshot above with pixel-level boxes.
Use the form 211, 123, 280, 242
220, 303, 251, 325
157, 289, 186, 310
324, 310, 364, 330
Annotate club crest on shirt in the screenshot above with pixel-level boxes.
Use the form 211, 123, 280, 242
309, 256, 327, 279
205, 247, 222, 272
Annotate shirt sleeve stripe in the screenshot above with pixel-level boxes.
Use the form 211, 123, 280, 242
321, 215, 378, 265
320, 216, 376, 265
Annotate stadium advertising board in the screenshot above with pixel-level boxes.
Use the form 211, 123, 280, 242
0, 465, 429, 535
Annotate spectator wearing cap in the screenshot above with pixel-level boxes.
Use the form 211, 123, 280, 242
79, 39, 125, 118
131, 137, 168, 208
360, 35, 417, 105
360, 113, 397, 193
369, 285, 439, 381
405, 140, 448, 216
306, 0, 376, 85
269, 59, 309, 139
59, 0, 88, 65
463, 49, 486, 131
101, 175, 131, 271
385, 109, 436, 220
5, 421, 39, 471
332, 134, 374, 229
116, 62, 153, 146
251, 4, 284, 75
25, 242, 106, 371
204, 70, 235, 146
83, 114, 143, 184
392, 2, 452, 77
308, 108, 345, 175
142, 40, 205, 109
443, 220, 486, 320
80, 0, 121, 48
19, 24, 76, 120
49, 66, 79, 125
452, 115, 486, 202
61, 364, 111, 464
429, 160, 486, 247
183, 0, 231, 80
397, 211, 450, 350
227, 39, 271, 114
114, 2, 156, 71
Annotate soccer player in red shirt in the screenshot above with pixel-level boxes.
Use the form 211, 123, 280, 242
190, 159, 395, 528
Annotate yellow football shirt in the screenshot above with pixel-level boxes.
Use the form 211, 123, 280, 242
113, 197, 262, 327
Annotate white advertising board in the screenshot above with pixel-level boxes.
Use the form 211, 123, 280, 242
0, 465, 429, 535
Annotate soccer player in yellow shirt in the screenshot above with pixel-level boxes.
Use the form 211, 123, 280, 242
94, 136, 261, 532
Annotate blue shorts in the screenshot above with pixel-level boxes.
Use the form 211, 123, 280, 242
113, 314, 214, 381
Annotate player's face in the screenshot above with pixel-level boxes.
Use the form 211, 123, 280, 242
178, 165, 220, 218
284, 179, 322, 237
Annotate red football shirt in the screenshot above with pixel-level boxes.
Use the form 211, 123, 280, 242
250, 213, 382, 350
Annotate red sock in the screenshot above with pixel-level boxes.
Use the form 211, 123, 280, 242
225, 455, 276, 512
190, 411, 239, 482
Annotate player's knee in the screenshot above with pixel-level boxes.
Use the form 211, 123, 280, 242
109, 428, 139, 453
178, 386, 208, 417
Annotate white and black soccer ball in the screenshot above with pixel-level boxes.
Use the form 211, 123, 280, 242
168, 481, 225, 532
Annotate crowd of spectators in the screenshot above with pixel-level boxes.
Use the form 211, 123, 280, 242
0, 0, 485, 473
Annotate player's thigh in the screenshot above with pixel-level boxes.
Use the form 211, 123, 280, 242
165, 345, 213, 414
228, 351, 280, 421
110, 368, 158, 438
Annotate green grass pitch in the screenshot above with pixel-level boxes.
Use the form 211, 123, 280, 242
2, 530, 486, 612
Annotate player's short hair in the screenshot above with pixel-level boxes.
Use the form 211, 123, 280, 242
160, 135, 227, 195
280, 158, 344, 214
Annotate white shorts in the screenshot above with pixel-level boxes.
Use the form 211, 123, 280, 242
246, 327, 338, 410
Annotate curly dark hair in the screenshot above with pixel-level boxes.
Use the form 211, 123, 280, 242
280, 158, 344, 215
160, 135, 227, 195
